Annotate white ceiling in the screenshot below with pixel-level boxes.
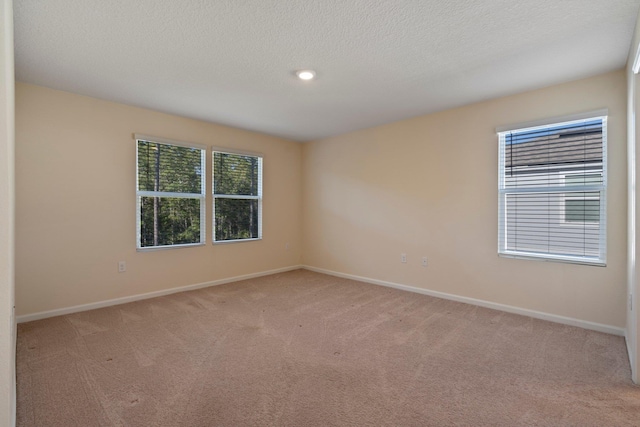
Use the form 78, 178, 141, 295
14, 0, 640, 142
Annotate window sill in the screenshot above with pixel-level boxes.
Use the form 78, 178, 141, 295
137, 242, 205, 252
498, 251, 606, 267
213, 237, 262, 245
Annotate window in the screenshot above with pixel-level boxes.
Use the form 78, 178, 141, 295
212, 150, 262, 242
136, 136, 206, 249
497, 115, 607, 265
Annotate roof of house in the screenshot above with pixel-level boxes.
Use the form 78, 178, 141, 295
505, 129, 603, 169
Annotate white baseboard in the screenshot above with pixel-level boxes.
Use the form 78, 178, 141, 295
18, 263, 626, 338
626, 330, 638, 383
17, 265, 303, 323
624, 328, 640, 385
302, 265, 625, 337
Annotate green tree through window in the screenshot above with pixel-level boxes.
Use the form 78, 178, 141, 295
213, 151, 262, 241
137, 138, 205, 248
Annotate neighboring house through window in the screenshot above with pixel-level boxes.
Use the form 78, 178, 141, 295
212, 150, 263, 242
497, 114, 607, 265
563, 173, 601, 224
136, 135, 206, 249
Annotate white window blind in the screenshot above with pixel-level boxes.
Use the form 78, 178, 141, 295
213, 150, 263, 242
136, 137, 206, 249
497, 116, 607, 265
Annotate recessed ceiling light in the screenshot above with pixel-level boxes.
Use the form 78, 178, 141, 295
296, 70, 316, 81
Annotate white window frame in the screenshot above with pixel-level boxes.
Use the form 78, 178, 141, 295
212, 148, 263, 244
135, 134, 206, 251
497, 114, 607, 266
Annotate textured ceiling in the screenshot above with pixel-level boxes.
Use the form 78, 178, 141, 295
14, 0, 640, 142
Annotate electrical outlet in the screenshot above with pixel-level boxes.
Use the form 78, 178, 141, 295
422, 257, 428, 267
118, 261, 126, 273
285, 243, 290, 251
401, 253, 407, 263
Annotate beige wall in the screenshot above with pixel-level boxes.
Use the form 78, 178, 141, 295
302, 70, 627, 329
15, 83, 302, 316
13, 66, 629, 335
0, 0, 15, 424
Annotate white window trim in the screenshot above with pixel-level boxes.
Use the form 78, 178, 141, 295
496, 109, 608, 134
497, 116, 607, 266
211, 145, 264, 158
213, 237, 262, 245
135, 136, 207, 251
134, 133, 207, 150
212, 148, 263, 244
499, 250, 606, 267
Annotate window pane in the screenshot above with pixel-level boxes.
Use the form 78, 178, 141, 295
504, 120, 603, 190
139, 197, 201, 247
215, 198, 259, 241
138, 141, 203, 193
565, 199, 600, 223
505, 193, 600, 257
213, 152, 260, 196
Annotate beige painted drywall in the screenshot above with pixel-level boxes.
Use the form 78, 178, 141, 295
302, 70, 627, 329
15, 83, 302, 316
626, 5, 640, 383
0, 0, 15, 424
13, 63, 629, 338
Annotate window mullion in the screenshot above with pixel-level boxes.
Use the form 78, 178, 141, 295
137, 191, 205, 199
213, 194, 260, 200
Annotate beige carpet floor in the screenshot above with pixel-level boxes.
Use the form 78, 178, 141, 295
16, 269, 640, 426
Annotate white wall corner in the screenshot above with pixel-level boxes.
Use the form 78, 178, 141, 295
626, 6, 640, 385
0, 0, 15, 424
